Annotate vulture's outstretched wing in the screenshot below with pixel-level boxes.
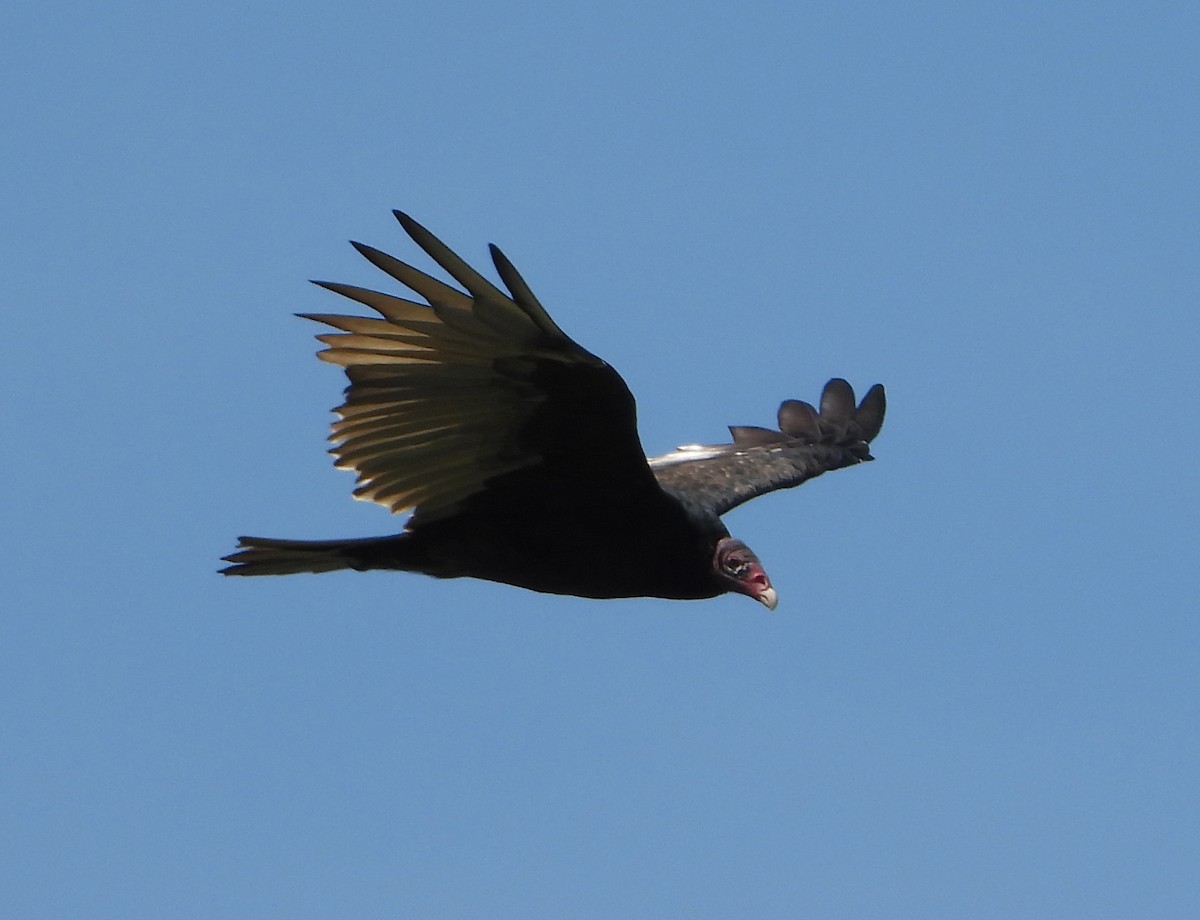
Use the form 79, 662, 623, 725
301, 211, 661, 525
648, 379, 885, 518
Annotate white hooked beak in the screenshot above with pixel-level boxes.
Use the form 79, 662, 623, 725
756, 585, 779, 611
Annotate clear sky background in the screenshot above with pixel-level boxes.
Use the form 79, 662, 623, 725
3, 2, 1197, 918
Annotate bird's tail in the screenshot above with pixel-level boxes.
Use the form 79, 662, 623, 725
219, 534, 409, 576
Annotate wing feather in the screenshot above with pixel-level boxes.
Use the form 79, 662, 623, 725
649, 379, 886, 517
393, 211, 512, 304
300, 212, 657, 524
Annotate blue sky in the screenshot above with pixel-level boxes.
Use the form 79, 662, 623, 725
3, 1, 1197, 917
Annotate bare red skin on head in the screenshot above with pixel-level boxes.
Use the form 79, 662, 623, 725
713, 537, 778, 609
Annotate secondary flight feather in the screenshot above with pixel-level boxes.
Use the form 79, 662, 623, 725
221, 211, 886, 608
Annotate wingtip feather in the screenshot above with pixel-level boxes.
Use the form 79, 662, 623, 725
777, 400, 821, 439
854, 383, 886, 442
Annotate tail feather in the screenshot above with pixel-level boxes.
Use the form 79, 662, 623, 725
220, 534, 406, 576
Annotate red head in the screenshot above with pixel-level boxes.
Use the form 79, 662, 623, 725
713, 537, 778, 610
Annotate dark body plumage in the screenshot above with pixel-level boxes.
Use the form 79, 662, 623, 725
221, 212, 885, 608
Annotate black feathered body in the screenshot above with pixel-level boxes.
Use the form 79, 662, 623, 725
221, 211, 885, 608
359, 482, 727, 600
233, 356, 733, 599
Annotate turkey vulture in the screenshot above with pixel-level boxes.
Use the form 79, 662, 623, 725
221, 212, 885, 609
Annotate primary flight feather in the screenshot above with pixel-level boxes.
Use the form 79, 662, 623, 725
221, 211, 886, 609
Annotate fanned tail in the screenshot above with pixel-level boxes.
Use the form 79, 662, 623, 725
219, 534, 409, 576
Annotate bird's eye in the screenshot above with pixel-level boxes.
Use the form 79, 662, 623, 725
729, 561, 750, 577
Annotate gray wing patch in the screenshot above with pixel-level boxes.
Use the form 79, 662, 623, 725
648, 380, 885, 517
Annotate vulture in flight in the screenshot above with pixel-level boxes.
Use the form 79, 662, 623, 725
221, 212, 885, 609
